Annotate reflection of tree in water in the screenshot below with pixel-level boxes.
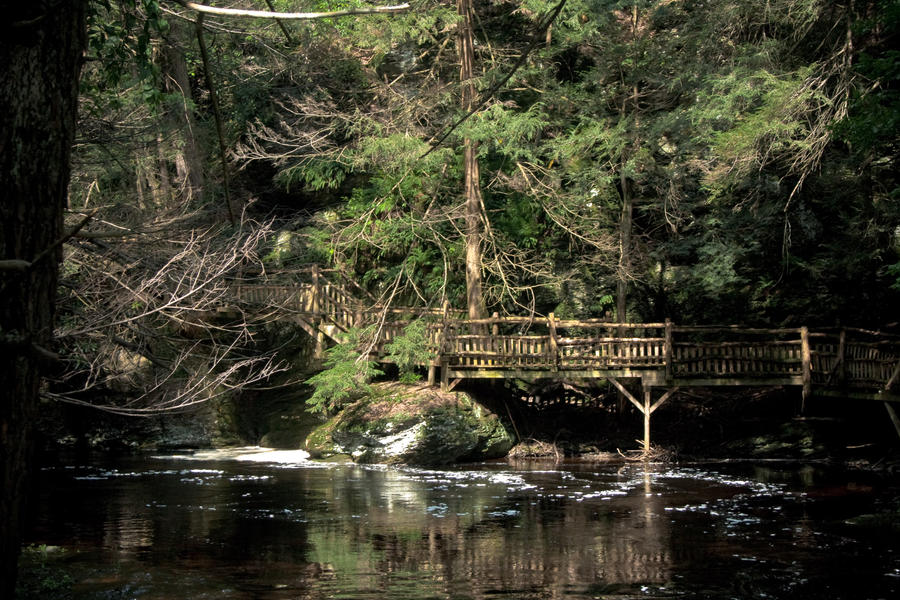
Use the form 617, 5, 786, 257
36, 460, 890, 599
320, 468, 682, 596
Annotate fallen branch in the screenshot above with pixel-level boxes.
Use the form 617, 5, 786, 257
177, 1, 410, 20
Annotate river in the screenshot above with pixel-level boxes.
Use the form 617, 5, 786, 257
22, 449, 900, 599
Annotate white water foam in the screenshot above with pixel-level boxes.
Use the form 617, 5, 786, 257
154, 446, 312, 464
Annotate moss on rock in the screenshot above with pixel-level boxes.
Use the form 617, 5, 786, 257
302, 382, 515, 465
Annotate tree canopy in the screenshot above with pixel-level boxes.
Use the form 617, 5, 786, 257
49, 0, 900, 413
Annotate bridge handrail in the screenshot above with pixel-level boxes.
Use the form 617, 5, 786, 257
225, 274, 899, 394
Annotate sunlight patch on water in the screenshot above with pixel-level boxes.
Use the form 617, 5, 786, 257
235, 448, 312, 464
395, 467, 539, 492
155, 446, 312, 464
73, 468, 225, 481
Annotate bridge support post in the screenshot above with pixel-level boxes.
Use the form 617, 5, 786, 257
643, 389, 651, 453
608, 377, 651, 452
884, 361, 900, 442
313, 330, 326, 360
800, 326, 811, 414
436, 301, 451, 390
885, 403, 900, 442
427, 354, 442, 387
609, 378, 680, 455
664, 320, 673, 383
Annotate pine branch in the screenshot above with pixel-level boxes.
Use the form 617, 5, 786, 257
423, 0, 567, 157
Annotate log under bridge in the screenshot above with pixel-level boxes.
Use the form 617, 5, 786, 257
228, 267, 900, 451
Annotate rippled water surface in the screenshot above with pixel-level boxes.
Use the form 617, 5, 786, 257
26, 450, 900, 599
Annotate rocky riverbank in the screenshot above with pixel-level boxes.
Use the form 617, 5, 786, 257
36, 381, 900, 470
304, 382, 515, 464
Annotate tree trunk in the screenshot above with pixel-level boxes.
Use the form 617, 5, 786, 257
617, 8, 640, 326
616, 169, 633, 324
156, 130, 173, 203
615, 169, 633, 415
195, 14, 235, 224
457, 0, 484, 319
143, 142, 164, 206
162, 21, 205, 201
0, 3, 86, 596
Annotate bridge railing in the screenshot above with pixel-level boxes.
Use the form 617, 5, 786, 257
810, 328, 900, 389
670, 327, 806, 382
231, 283, 313, 309
226, 270, 900, 393
440, 317, 668, 371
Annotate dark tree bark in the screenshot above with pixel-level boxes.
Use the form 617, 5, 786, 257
616, 170, 633, 325
162, 20, 205, 202
457, 0, 484, 319
0, 2, 86, 596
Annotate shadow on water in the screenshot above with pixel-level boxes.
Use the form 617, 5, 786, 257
21, 450, 900, 599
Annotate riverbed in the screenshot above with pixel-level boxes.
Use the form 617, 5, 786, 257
23, 449, 900, 599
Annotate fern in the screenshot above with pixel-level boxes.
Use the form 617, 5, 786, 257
384, 319, 433, 383
305, 327, 383, 415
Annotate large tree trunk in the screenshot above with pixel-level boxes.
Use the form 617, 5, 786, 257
0, 3, 86, 596
616, 169, 633, 324
617, 8, 641, 327
615, 169, 633, 416
457, 0, 484, 319
162, 21, 205, 202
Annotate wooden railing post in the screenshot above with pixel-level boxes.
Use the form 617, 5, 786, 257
837, 327, 847, 386
441, 300, 450, 350
800, 326, 811, 413
664, 319, 673, 382
548, 312, 559, 371
431, 300, 450, 388
311, 264, 320, 315
491, 311, 500, 367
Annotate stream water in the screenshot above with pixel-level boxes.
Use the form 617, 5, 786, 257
24, 449, 900, 599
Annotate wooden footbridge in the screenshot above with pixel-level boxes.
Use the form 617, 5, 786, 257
229, 267, 900, 450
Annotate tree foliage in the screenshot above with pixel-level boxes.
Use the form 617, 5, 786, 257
305, 327, 383, 414
39, 0, 900, 414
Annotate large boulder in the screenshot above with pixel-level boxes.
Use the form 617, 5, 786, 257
304, 383, 515, 465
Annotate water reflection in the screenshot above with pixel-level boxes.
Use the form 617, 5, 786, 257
26, 455, 900, 599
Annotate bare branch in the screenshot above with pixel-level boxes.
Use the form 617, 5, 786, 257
0, 260, 31, 272
177, 1, 410, 21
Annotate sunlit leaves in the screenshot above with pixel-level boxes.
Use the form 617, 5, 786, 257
695, 66, 827, 197
305, 327, 383, 414
460, 102, 550, 163
276, 158, 349, 191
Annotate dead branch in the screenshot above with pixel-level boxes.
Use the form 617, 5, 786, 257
176, 2, 410, 21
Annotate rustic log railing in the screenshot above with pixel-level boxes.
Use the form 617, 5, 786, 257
224, 268, 900, 449
227, 272, 898, 395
